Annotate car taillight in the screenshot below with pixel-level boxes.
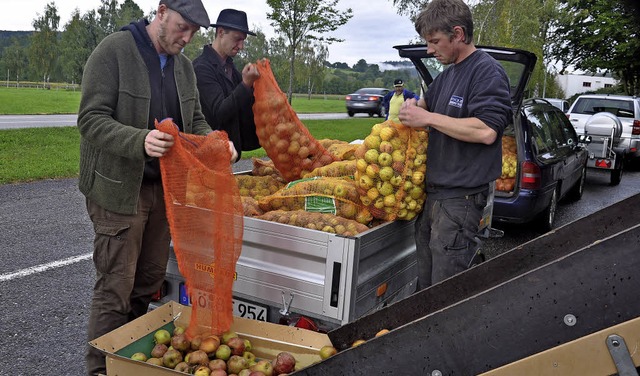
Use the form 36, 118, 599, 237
345, 95, 352, 100
521, 161, 541, 190
633, 119, 640, 135
368, 96, 378, 101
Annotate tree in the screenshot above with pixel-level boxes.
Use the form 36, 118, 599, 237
296, 41, 328, 98
550, 0, 640, 95
2, 38, 28, 84
116, 0, 144, 30
266, 0, 353, 103
29, 2, 60, 87
352, 59, 368, 72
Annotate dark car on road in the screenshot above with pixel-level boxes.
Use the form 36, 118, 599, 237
395, 45, 588, 232
345, 88, 389, 118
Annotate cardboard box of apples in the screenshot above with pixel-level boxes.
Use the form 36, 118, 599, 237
90, 301, 337, 376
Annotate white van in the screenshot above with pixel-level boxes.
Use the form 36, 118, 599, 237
543, 98, 570, 113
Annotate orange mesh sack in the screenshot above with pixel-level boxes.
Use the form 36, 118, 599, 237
302, 160, 357, 178
251, 157, 285, 182
497, 135, 516, 192
156, 118, 243, 337
235, 174, 286, 200
257, 210, 370, 236
252, 59, 336, 181
326, 143, 359, 161
354, 120, 428, 221
258, 177, 373, 225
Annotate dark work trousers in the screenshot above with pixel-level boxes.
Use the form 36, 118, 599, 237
414, 190, 487, 290
85, 180, 171, 376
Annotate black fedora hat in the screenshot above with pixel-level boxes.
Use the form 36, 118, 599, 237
211, 9, 256, 36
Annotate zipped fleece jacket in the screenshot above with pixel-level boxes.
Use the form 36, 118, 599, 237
77, 25, 212, 215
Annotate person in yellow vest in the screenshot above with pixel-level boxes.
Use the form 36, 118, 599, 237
383, 79, 419, 122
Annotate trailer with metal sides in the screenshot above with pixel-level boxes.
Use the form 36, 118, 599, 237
290, 192, 640, 375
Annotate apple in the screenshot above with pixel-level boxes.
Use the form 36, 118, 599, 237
351, 339, 366, 347
356, 158, 368, 172
174, 362, 190, 372
375, 329, 390, 337
163, 348, 183, 369
363, 149, 379, 164
130, 352, 147, 362
243, 339, 253, 353
191, 335, 203, 351
319, 345, 337, 360
250, 360, 273, 376
333, 184, 347, 198
243, 351, 256, 365
227, 337, 246, 356
363, 135, 381, 150
193, 365, 212, 376
271, 352, 296, 375
358, 174, 374, 190
153, 329, 171, 346
377, 152, 393, 167
173, 326, 186, 336
221, 331, 238, 344
187, 350, 210, 366
150, 343, 168, 358
238, 370, 253, 376
378, 166, 394, 182
146, 357, 164, 367
383, 194, 396, 208
380, 126, 396, 141
200, 335, 221, 355
391, 149, 405, 163
379, 141, 393, 154
171, 333, 191, 353
365, 163, 380, 179
227, 355, 249, 374
215, 344, 232, 361
210, 370, 228, 376
378, 181, 394, 197
209, 358, 227, 371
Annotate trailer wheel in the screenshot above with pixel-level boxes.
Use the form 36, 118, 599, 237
537, 187, 558, 232
610, 156, 623, 186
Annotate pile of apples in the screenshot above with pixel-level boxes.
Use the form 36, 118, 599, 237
354, 121, 428, 221
130, 326, 296, 376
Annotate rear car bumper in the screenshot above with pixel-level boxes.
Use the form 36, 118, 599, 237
346, 101, 380, 113
493, 186, 555, 224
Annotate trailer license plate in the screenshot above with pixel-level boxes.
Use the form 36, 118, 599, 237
178, 283, 267, 322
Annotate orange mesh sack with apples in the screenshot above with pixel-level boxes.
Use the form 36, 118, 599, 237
354, 120, 429, 221
156, 118, 243, 337
252, 59, 336, 182
235, 174, 286, 200
257, 176, 373, 225
302, 160, 357, 178
257, 209, 370, 236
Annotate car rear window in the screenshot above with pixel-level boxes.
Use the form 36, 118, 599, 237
572, 98, 635, 118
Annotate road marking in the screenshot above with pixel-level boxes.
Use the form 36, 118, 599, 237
0, 253, 92, 282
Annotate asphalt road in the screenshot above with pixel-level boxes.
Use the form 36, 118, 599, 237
1, 117, 640, 374
0, 112, 362, 130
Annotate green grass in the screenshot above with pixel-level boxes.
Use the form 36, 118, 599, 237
0, 86, 81, 114
0, 127, 81, 184
0, 86, 345, 114
0, 118, 382, 184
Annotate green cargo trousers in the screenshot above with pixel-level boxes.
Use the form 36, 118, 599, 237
85, 180, 171, 376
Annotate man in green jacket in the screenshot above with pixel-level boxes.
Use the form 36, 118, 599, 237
77, 1, 237, 374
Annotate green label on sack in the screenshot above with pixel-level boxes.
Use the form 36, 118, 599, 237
305, 196, 337, 214
285, 176, 320, 189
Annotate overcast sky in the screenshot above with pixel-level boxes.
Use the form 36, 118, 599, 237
1, 0, 420, 66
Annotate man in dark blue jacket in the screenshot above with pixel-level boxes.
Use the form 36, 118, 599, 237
193, 9, 261, 160
382, 78, 419, 122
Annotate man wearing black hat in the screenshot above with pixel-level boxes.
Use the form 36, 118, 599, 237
193, 9, 262, 160
78, 1, 237, 375
382, 78, 420, 122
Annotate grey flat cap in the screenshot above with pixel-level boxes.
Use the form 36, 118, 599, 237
160, 0, 210, 28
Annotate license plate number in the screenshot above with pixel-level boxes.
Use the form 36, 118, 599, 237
179, 283, 268, 321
